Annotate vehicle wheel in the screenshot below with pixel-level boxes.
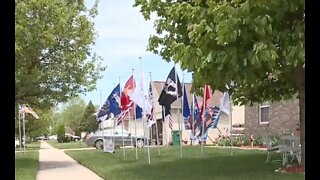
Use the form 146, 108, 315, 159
94, 140, 103, 150
136, 139, 144, 148
74, 138, 79, 142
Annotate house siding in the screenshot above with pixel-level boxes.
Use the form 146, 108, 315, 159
244, 99, 299, 137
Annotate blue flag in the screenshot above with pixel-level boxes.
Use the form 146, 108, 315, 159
183, 85, 191, 129
135, 105, 142, 119
97, 84, 121, 122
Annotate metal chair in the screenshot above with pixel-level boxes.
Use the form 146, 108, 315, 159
262, 136, 281, 163
278, 135, 301, 166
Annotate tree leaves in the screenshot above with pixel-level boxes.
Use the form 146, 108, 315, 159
135, 0, 304, 103
15, 0, 106, 108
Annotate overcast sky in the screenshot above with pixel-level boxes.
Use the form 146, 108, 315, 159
82, 0, 192, 106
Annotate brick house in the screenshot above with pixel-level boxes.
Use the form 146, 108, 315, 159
244, 99, 300, 137
99, 79, 300, 145
149, 81, 245, 145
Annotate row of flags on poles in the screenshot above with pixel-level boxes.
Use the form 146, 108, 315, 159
96, 71, 156, 127
96, 65, 231, 141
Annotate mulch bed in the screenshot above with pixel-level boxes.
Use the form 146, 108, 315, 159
275, 165, 305, 174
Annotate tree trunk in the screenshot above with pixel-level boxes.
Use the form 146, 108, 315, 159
295, 67, 305, 166
299, 84, 305, 166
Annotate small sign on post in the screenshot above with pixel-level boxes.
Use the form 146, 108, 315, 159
103, 138, 115, 153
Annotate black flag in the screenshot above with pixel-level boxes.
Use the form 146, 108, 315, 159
158, 66, 182, 106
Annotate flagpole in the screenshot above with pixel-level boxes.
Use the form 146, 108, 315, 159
129, 70, 134, 150
150, 72, 161, 155
230, 94, 234, 156
112, 83, 115, 151
99, 90, 105, 152
132, 69, 139, 160
174, 64, 183, 158
163, 106, 168, 148
22, 109, 26, 152
139, 57, 151, 164
18, 106, 22, 151
191, 93, 195, 146
119, 76, 126, 157
201, 86, 206, 155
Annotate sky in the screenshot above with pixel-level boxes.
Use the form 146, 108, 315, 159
82, 0, 192, 106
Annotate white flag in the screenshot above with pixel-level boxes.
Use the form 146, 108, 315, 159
128, 72, 152, 114
220, 92, 231, 116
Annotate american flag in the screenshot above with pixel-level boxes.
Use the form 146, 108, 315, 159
166, 114, 173, 130
116, 101, 133, 126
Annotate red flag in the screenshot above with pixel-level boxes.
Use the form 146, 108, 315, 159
118, 75, 135, 124
199, 85, 211, 120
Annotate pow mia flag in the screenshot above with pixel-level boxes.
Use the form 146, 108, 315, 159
158, 66, 182, 106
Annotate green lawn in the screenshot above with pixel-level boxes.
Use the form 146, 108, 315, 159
47, 140, 90, 149
15, 151, 39, 180
15, 141, 41, 151
66, 146, 304, 180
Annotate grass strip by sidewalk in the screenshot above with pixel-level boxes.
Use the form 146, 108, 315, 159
15, 141, 41, 152
15, 151, 39, 180
46, 140, 89, 149
66, 146, 304, 180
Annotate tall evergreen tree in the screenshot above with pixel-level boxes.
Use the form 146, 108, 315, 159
81, 100, 99, 133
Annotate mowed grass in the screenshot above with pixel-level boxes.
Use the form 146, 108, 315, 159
15, 141, 41, 151
46, 140, 90, 149
15, 151, 39, 180
66, 146, 304, 180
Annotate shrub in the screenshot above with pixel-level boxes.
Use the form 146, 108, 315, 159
253, 136, 264, 146
57, 124, 65, 143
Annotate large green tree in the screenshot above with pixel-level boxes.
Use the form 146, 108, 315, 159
59, 97, 86, 136
134, 0, 305, 165
80, 100, 99, 133
15, 0, 106, 109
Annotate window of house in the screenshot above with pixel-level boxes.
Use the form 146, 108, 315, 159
259, 102, 270, 124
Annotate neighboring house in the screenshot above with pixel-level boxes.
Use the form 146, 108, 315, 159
151, 81, 245, 145
244, 99, 300, 137
98, 80, 300, 145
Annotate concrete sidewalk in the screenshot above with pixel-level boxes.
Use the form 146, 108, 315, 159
36, 141, 104, 180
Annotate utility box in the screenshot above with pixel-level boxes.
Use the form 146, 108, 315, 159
171, 130, 181, 145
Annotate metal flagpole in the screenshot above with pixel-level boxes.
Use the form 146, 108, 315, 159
229, 94, 234, 156
174, 64, 183, 158
191, 93, 195, 146
150, 72, 161, 155
120, 76, 126, 157
112, 83, 115, 151
132, 69, 139, 160
139, 57, 151, 164
100, 90, 105, 152
22, 109, 26, 152
201, 86, 207, 155
18, 105, 22, 151
163, 106, 168, 148
129, 70, 134, 150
